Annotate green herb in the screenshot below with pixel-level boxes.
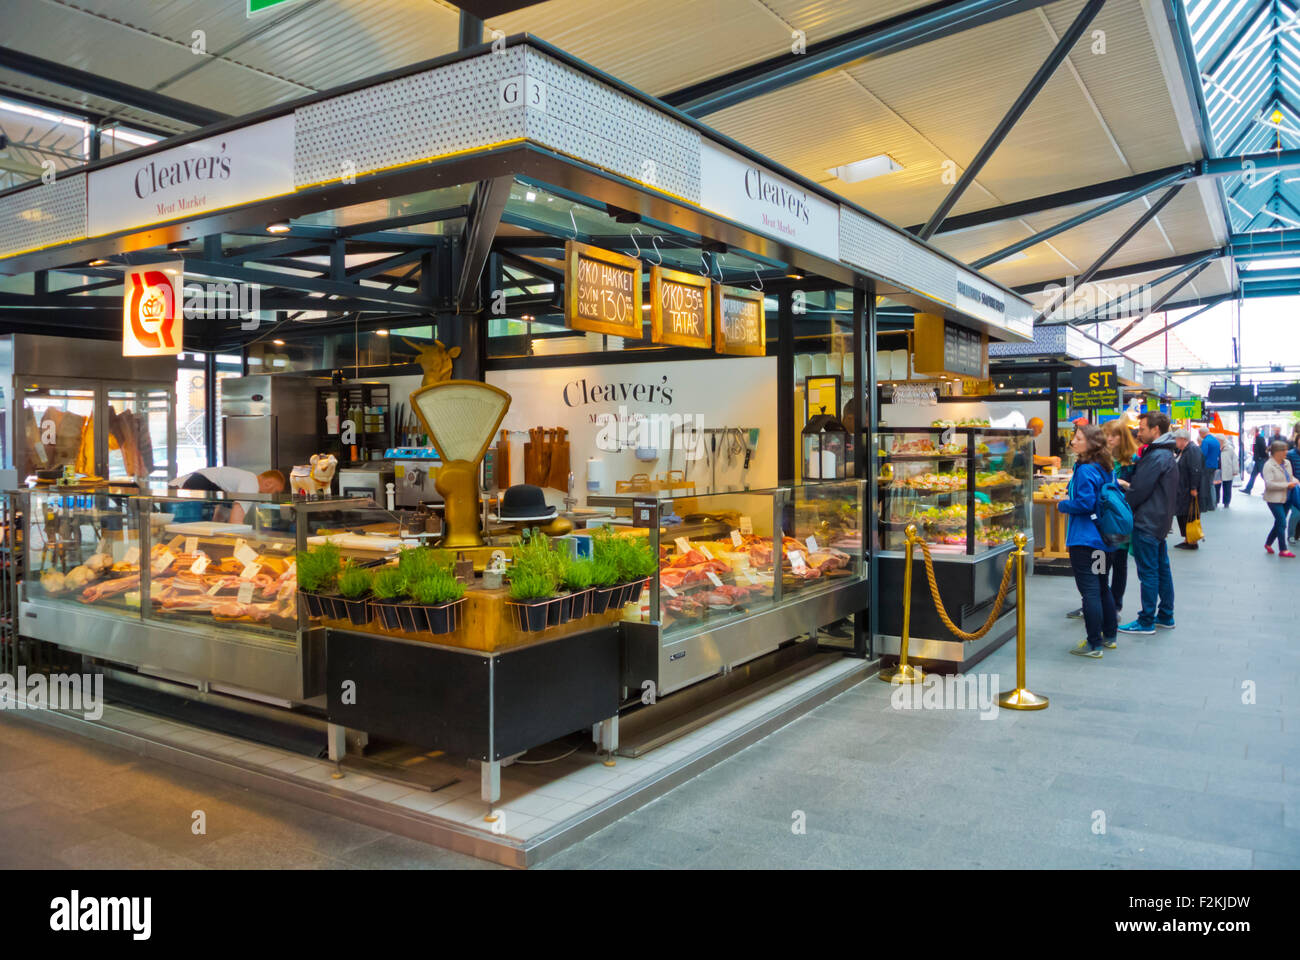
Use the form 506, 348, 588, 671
338, 563, 372, 600
410, 567, 465, 605
591, 528, 655, 582
295, 541, 341, 593
371, 566, 407, 600
589, 555, 619, 587
508, 567, 554, 601
561, 556, 593, 591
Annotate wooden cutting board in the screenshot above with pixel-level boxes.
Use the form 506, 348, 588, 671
496, 429, 510, 488
547, 427, 570, 490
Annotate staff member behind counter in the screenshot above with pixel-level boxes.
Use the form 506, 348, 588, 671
1026, 417, 1062, 472
169, 466, 286, 523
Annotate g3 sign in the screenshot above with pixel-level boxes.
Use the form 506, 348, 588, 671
122, 263, 183, 356
565, 240, 643, 339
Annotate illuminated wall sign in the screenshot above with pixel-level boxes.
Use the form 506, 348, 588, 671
564, 240, 643, 339
649, 265, 711, 349
87, 115, 295, 239
713, 284, 766, 357
699, 142, 839, 262
123, 263, 184, 356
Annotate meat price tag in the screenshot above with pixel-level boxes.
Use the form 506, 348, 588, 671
207, 580, 224, 596
674, 537, 692, 554
731, 530, 743, 548
805, 535, 819, 554
122, 546, 140, 566
239, 561, 260, 581
237, 582, 254, 605
96, 536, 108, 555
286, 560, 296, 577
190, 553, 209, 575
699, 545, 714, 560
167, 535, 185, 552
789, 550, 808, 573
234, 542, 260, 566
184, 536, 198, 555
151, 549, 176, 574
662, 583, 678, 598
706, 571, 724, 587
739, 516, 753, 535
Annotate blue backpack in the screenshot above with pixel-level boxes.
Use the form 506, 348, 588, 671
1094, 477, 1133, 548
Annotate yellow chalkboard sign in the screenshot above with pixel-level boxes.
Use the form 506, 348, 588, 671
650, 265, 711, 348
565, 240, 643, 339
713, 284, 766, 357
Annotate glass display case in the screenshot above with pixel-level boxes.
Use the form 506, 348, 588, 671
15, 488, 403, 700
619, 479, 868, 696
876, 426, 1033, 556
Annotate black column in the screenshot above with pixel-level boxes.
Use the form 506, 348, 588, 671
1048, 368, 1059, 456
204, 351, 218, 467
777, 289, 794, 483
857, 283, 878, 659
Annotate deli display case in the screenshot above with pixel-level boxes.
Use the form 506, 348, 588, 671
874, 426, 1034, 670
15, 488, 397, 701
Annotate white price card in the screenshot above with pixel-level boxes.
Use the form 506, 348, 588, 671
285, 560, 296, 577
207, 580, 225, 596
167, 535, 185, 552
674, 537, 692, 554
731, 530, 744, 548
151, 549, 176, 574
789, 550, 808, 573
122, 545, 140, 566
699, 545, 714, 560
806, 535, 819, 554
184, 536, 199, 556
739, 516, 753, 535
234, 542, 260, 566
237, 582, 254, 605
706, 571, 724, 587
239, 561, 260, 581
189, 553, 209, 575
662, 583, 678, 598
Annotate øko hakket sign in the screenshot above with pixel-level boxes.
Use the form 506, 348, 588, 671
87, 115, 295, 238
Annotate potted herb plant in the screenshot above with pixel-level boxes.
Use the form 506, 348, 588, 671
295, 542, 341, 619
559, 555, 594, 622
410, 567, 467, 635
394, 546, 445, 631
506, 568, 556, 632
369, 566, 408, 630
587, 554, 621, 615
338, 562, 374, 626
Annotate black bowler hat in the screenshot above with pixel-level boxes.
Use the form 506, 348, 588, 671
494, 484, 557, 522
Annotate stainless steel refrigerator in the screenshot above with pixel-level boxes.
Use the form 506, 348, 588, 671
220, 375, 327, 478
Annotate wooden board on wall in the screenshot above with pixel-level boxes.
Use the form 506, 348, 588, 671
650, 264, 711, 348
565, 240, 643, 339
714, 283, 766, 356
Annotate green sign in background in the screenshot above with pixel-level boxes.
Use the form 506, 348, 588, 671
1170, 399, 1203, 419
248, 0, 303, 15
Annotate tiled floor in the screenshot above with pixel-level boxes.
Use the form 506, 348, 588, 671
2, 493, 1296, 868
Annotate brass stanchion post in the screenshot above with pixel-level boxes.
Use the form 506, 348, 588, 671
997, 532, 1048, 710
879, 524, 923, 684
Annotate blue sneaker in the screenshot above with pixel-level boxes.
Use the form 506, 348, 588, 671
1118, 619, 1155, 635
1155, 618, 1175, 629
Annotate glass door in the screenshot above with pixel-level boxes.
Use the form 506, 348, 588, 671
17, 379, 99, 482
106, 383, 176, 482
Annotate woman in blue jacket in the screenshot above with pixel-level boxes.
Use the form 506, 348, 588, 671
1057, 424, 1117, 658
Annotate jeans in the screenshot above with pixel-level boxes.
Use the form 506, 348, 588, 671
1220, 481, 1232, 507
1130, 530, 1174, 628
1109, 548, 1128, 611
1266, 502, 1289, 549
1068, 545, 1117, 649
1243, 458, 1266, 492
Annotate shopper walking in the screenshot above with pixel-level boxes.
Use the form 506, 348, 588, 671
1218, 432, 1237, 507
1198, 426, 1220, 511
1242, 428, 1268, 494
1262, 440, 1299, 557
1287, 438, 1300, 541
1173, 429, 1203, 550
1118, 411, 1178, 635
1057, 424, 1117, 658
1066, 419, 1137, 622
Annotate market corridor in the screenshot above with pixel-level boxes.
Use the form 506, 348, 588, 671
1, 494, 1295, 869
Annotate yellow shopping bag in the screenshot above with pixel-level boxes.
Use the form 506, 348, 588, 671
1185, 497, 1203, 544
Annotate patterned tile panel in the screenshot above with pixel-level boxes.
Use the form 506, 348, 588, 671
0, 174, 87, 260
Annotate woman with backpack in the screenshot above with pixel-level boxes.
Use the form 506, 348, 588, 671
1057, 423, 1118, 658
1066, 419, 1137, 621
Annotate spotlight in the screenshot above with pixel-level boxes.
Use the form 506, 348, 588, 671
266, 221, 290, 234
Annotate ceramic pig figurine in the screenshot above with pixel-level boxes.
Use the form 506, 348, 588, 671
290, 453, 339, 497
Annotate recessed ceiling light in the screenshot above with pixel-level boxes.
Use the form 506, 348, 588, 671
375, 329, 389, 336
272, 339, 285, 345
827, 154, 904, 183
88, 259, 109, 267
266, 221, 290, 234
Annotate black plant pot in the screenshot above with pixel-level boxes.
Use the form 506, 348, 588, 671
397, 602, 426, 633
546, 595, 563, 627
374, 599, 405, 631
509, 598, 551, 632
321, 594, 345, 620
425, 598, 465, 636
302, 592, 323, 618
557, 592, 574, 624
343, 596, 372, 626
569, 588, 590, 621
589, 586, 614, 615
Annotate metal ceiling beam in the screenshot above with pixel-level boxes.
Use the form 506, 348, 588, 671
974, 167, 1191, 268
1238, 266, 1300, 281
1230, 228, 1300, 257
1014, 249, 1222, 295
1036, 182, 1185, 323
0, 46, 227, 128
661, 0, 1052, 117
456, 177, 512, 311
1040, 249, 1224, 326
180, 259, 432, 308
1106, 260, 1211, 344
917, 0, 1104, 241
1115, 294, 1234, 352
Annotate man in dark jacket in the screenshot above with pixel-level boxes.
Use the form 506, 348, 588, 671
1173, 429, 1203, 549
1118, 411, 1178, 634
1242, 428, 1269, 494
